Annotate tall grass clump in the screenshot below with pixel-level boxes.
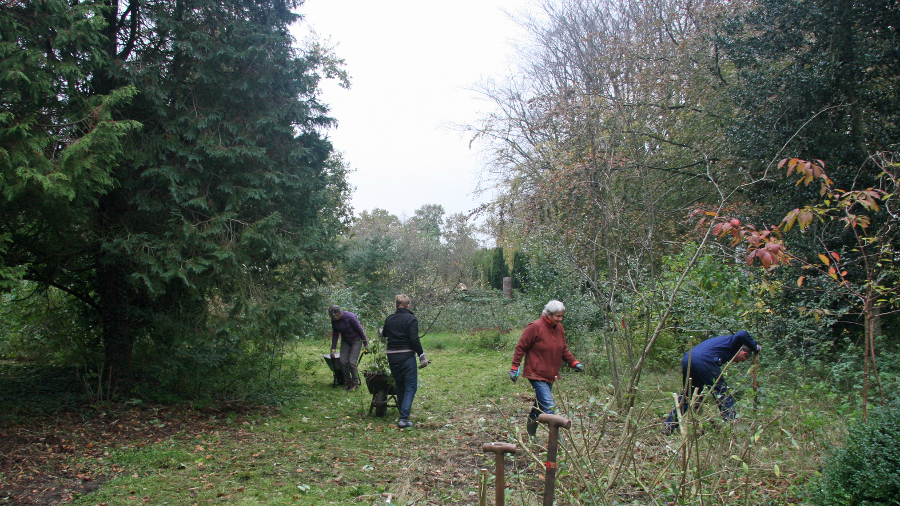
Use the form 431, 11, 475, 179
491, 360, 843, 505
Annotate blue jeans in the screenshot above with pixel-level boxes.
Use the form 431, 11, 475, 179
388, 353, 418, 421
528, 379, 555, 421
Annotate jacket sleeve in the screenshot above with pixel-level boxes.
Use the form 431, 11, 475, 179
350, 315, 368, 345
407, 316, 424, 355
381, 316, 392, 339
511, 324, 536, 369
732, 330, 758, 351
331, 321, 340, 350
561, 341, 578, 368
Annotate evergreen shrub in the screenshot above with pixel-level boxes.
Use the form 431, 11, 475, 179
808, 402, 900, 505
0, 283, 100, 366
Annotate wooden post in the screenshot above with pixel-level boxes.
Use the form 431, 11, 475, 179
753, 353, 759, 407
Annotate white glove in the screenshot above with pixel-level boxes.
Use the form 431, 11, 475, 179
419, 353, 428, 369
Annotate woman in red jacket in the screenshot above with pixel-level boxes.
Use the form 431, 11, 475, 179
510, 300, 584, 442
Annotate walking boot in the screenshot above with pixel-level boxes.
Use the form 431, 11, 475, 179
526, 418, 538, 444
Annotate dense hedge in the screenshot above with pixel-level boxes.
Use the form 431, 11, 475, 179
809, 402, 900, 505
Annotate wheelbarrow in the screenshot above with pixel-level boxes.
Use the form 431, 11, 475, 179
322, 353, 346, 387
322, 350, 368, 388
363, 371, 397, 417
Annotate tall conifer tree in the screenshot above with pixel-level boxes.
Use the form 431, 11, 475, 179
511, 250, 528, 290
0, 0, 349, 387
489, 247, 509, 291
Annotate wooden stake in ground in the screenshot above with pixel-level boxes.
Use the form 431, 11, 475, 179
478, 468, 489, 506
753, 353, 759, 407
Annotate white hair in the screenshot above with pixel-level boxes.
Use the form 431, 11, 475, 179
542, 300, 565, 316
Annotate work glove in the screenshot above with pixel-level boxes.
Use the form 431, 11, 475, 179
418, 353, 429, 369
755, 344, 762, 353
330, 348, 336, 359
573, 362, 585, 373
363, 345, 370, 354
509, 367, 519, 383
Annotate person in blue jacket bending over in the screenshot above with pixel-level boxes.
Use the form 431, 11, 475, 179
663, 330, 761, 434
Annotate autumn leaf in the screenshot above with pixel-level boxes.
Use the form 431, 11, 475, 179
781, 209, 799, 231
801, 162, 813, 184
798, 210, 814, 229
797, 276, 805, 287
818, 254, 831, 266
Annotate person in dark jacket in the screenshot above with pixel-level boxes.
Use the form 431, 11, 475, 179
382, 294, 427, 428
510, 300, 584, 442
663, 330, 761, 434
329, 305, 369, 391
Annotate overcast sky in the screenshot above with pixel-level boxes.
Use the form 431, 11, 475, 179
293, 0, 532, 220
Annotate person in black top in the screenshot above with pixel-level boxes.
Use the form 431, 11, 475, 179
381, 294, 428, 428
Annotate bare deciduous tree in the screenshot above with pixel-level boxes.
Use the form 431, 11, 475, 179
471, 0, 761, 404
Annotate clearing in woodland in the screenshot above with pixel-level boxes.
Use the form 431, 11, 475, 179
1, 333, 841, 505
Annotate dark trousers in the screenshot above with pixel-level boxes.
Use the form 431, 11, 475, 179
665, 360, 735, 429
388, 352, 418, 421
339, 339, 362, 385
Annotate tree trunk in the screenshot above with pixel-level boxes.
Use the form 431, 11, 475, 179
98, 256, 134, 392
502, 276, 512, 298
872, 303, 883, 344
862, 306, 870, 420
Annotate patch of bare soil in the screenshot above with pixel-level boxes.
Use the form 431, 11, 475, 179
0, 403, 273, 506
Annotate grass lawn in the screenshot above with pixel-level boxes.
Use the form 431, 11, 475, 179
3, 331, 845, 505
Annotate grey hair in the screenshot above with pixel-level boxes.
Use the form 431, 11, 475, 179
327, 305, 342, 317
542, 300, 565, 316
741, 345, 752, 353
